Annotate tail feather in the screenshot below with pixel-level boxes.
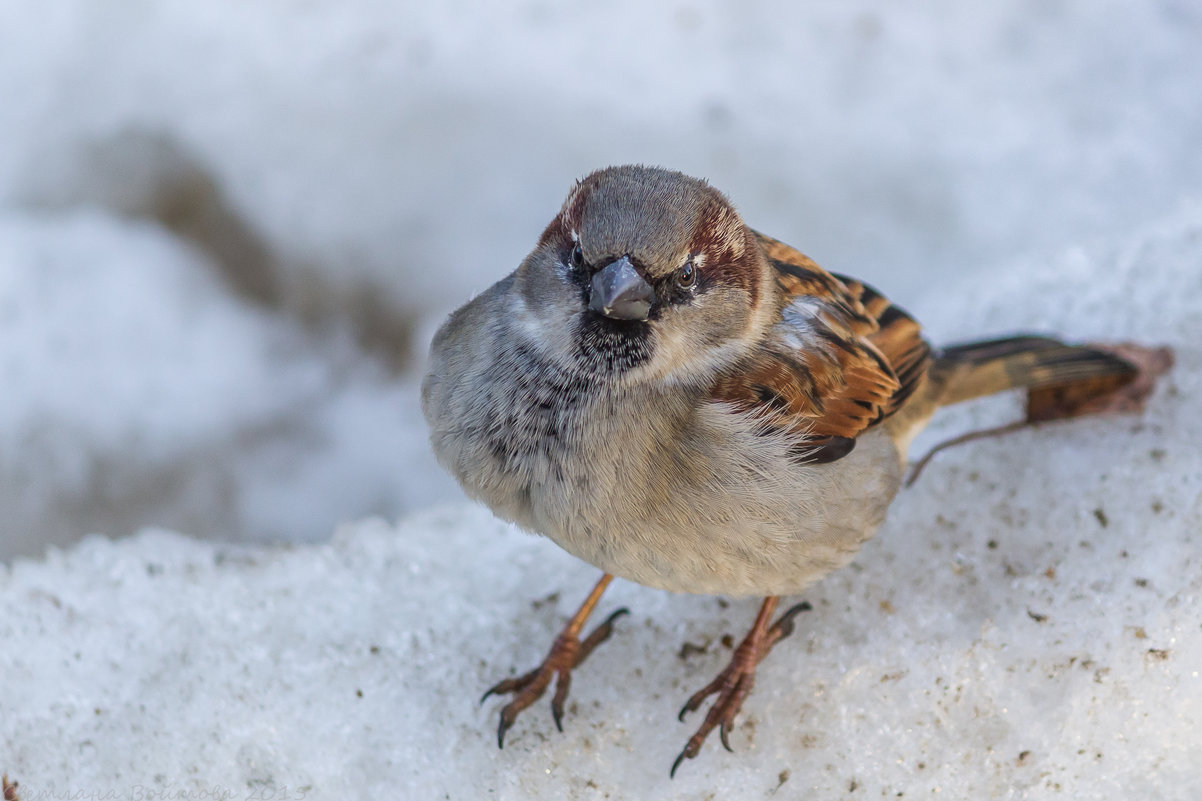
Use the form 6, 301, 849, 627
932, 335, 1137, 408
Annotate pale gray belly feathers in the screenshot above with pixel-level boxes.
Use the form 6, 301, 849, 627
422, 287, 907, 597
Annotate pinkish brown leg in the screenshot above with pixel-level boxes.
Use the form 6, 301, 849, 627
481, 573, 628, 747
672, 598, 811, 777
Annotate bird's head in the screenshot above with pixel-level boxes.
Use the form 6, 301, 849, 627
514, 165, 774, 385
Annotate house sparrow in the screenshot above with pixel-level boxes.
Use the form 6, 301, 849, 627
421, 165, 1148, 775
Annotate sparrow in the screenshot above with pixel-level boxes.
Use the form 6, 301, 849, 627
421, 165, 1157, 775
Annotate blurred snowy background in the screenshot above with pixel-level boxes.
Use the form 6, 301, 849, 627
1, 0, 1199, 561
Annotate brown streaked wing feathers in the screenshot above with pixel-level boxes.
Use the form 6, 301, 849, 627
710, 232, 932, 461
829, 271, 932, 413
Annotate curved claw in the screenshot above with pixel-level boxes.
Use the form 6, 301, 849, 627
576, 607, 630, 663
769, 601, 812, 642
481, 683, 502, 705
678, 672, 724, 722
677, 698, 697, 723
485, 665, 556, 748
497, 707, 513, 749
550, 671, 571, 732
481, 668, 536, 705
606, 607, 631, 624
481, 683, 503, 705
669, 747, 690, 779
677, 693, 697, 722
719, 718, 733, 753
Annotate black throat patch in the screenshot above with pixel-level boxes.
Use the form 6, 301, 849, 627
574, 312, 653, 375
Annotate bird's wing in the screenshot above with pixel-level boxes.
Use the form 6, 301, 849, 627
708, 231, 932, 463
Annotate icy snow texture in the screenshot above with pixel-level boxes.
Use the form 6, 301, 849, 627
1, 210, 1199, 798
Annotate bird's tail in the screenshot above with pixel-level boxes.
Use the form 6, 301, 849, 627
929, 335, 1137, 409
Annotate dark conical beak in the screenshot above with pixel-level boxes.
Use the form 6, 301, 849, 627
588, 256, 654, 321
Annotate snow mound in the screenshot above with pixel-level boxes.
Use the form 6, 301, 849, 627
1, 209, 1199, 798
0, 208, 456, 558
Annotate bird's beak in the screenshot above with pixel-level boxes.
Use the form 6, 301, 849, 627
588, 256, 654, 321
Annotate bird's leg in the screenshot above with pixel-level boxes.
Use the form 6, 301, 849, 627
905, 421, 1030, 486
672, 597, 811, 777
481, 572, 628, 747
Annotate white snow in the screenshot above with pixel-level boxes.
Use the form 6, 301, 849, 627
0, 208, 455, 558
4, 1, 1201, 310
1, 210, 1199, 798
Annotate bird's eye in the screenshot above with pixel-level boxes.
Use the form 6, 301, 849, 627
570, 243, 584, 270
676, 262, 697, 287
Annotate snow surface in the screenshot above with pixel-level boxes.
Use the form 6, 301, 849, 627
1, 210, 1199, 798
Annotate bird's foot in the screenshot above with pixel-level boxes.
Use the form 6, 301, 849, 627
482, 604, 628, 747
671, 600, 810, 777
